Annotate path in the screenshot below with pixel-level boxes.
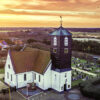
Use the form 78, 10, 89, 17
0, 81, 9, 91
72, 67, 97, 77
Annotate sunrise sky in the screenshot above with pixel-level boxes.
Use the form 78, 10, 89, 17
0, 0, 100, 27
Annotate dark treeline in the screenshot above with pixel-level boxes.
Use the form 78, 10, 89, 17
67, 28, 100, 33
72, 40, 100, 55
27, 38, 100, 55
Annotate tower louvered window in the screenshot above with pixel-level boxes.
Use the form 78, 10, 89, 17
64, 37, 68, 46
53, 37, 57, 46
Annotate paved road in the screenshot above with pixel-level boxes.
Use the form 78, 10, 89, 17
0, 89, 95, 100
72, 67, 97, 77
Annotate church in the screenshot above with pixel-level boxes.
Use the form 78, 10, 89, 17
4, 24, 72, 92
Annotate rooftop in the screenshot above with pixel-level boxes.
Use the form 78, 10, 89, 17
10, 47, 50, 74
50, 26, 72, 36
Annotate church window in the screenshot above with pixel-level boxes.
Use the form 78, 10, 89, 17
53, 37, 57, 46
34, 73, 36, 80
8, 64, 10, 69
65, 73, 67, 77
24, 74, 26, 81
64, 37, 68, 46
64, 48, 68, 53
39, 75, 41, 82
68, 85, 70, 88
7, 72, 9, 79
11, 74, 12, 81
53, 48, 57, 53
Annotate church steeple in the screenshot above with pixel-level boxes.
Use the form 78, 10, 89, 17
50, 17, 72, 72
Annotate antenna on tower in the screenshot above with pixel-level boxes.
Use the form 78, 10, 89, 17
60, 16, 62, 27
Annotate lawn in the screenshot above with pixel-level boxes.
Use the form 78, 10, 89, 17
72, 79, 82, 87
0, 68, 4, 74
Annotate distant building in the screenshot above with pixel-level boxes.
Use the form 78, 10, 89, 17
4, 26, 72, 92
0, 40, 9, 51
11, 38, 23, 46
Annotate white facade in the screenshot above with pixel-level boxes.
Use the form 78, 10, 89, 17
5, 52, 71, 92
5, 52, 16, 87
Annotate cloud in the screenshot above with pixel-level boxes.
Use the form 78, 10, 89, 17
0, 0, 100, 27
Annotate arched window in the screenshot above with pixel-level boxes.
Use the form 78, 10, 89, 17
64, 37, 68, 46
53, 37, 57, 46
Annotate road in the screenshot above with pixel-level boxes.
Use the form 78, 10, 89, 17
72, 67, 97, 77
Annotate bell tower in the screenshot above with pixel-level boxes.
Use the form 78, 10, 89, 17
50, 16, 72, 71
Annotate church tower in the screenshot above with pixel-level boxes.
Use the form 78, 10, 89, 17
50, 16, 72, 92
50, 17, 72, 71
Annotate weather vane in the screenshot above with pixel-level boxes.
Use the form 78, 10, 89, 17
60, 16, 62, 27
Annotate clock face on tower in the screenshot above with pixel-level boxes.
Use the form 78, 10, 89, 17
64, 37, 68, 46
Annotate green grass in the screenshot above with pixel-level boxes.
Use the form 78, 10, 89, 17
0, 68, 4, 74
72, 79, 82, 87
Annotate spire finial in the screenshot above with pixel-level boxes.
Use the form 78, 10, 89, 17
60, 16, 62, 27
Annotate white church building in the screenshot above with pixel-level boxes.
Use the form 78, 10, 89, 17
4, 26, 72, 92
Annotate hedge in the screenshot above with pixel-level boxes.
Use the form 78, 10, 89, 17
79, 78, 100, 100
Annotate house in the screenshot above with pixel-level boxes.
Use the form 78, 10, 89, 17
4, 26, 72, 92
0, 40, 9, 51
10, 38, 23, 46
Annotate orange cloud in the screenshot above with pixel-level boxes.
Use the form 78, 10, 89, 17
0, 0, 100, 27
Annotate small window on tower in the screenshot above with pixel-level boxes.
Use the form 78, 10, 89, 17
64, 37, 68, 46
53, 48, 57, 53
53, 37, 57, 46
64, 48, 68, 53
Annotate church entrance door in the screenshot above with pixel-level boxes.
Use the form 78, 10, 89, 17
64, 84, 66, 91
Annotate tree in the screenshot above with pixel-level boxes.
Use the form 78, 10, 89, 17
27, 39, 37, 44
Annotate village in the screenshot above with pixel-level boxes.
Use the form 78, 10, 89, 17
0, 26, 100, 100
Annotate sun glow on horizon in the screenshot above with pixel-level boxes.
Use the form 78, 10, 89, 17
0, 0, 100, 27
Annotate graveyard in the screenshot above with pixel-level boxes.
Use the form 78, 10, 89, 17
71, 57, 100, 87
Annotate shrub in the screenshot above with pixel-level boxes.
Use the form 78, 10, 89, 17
27, 39, 37, 44
79, 78, 100, 99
